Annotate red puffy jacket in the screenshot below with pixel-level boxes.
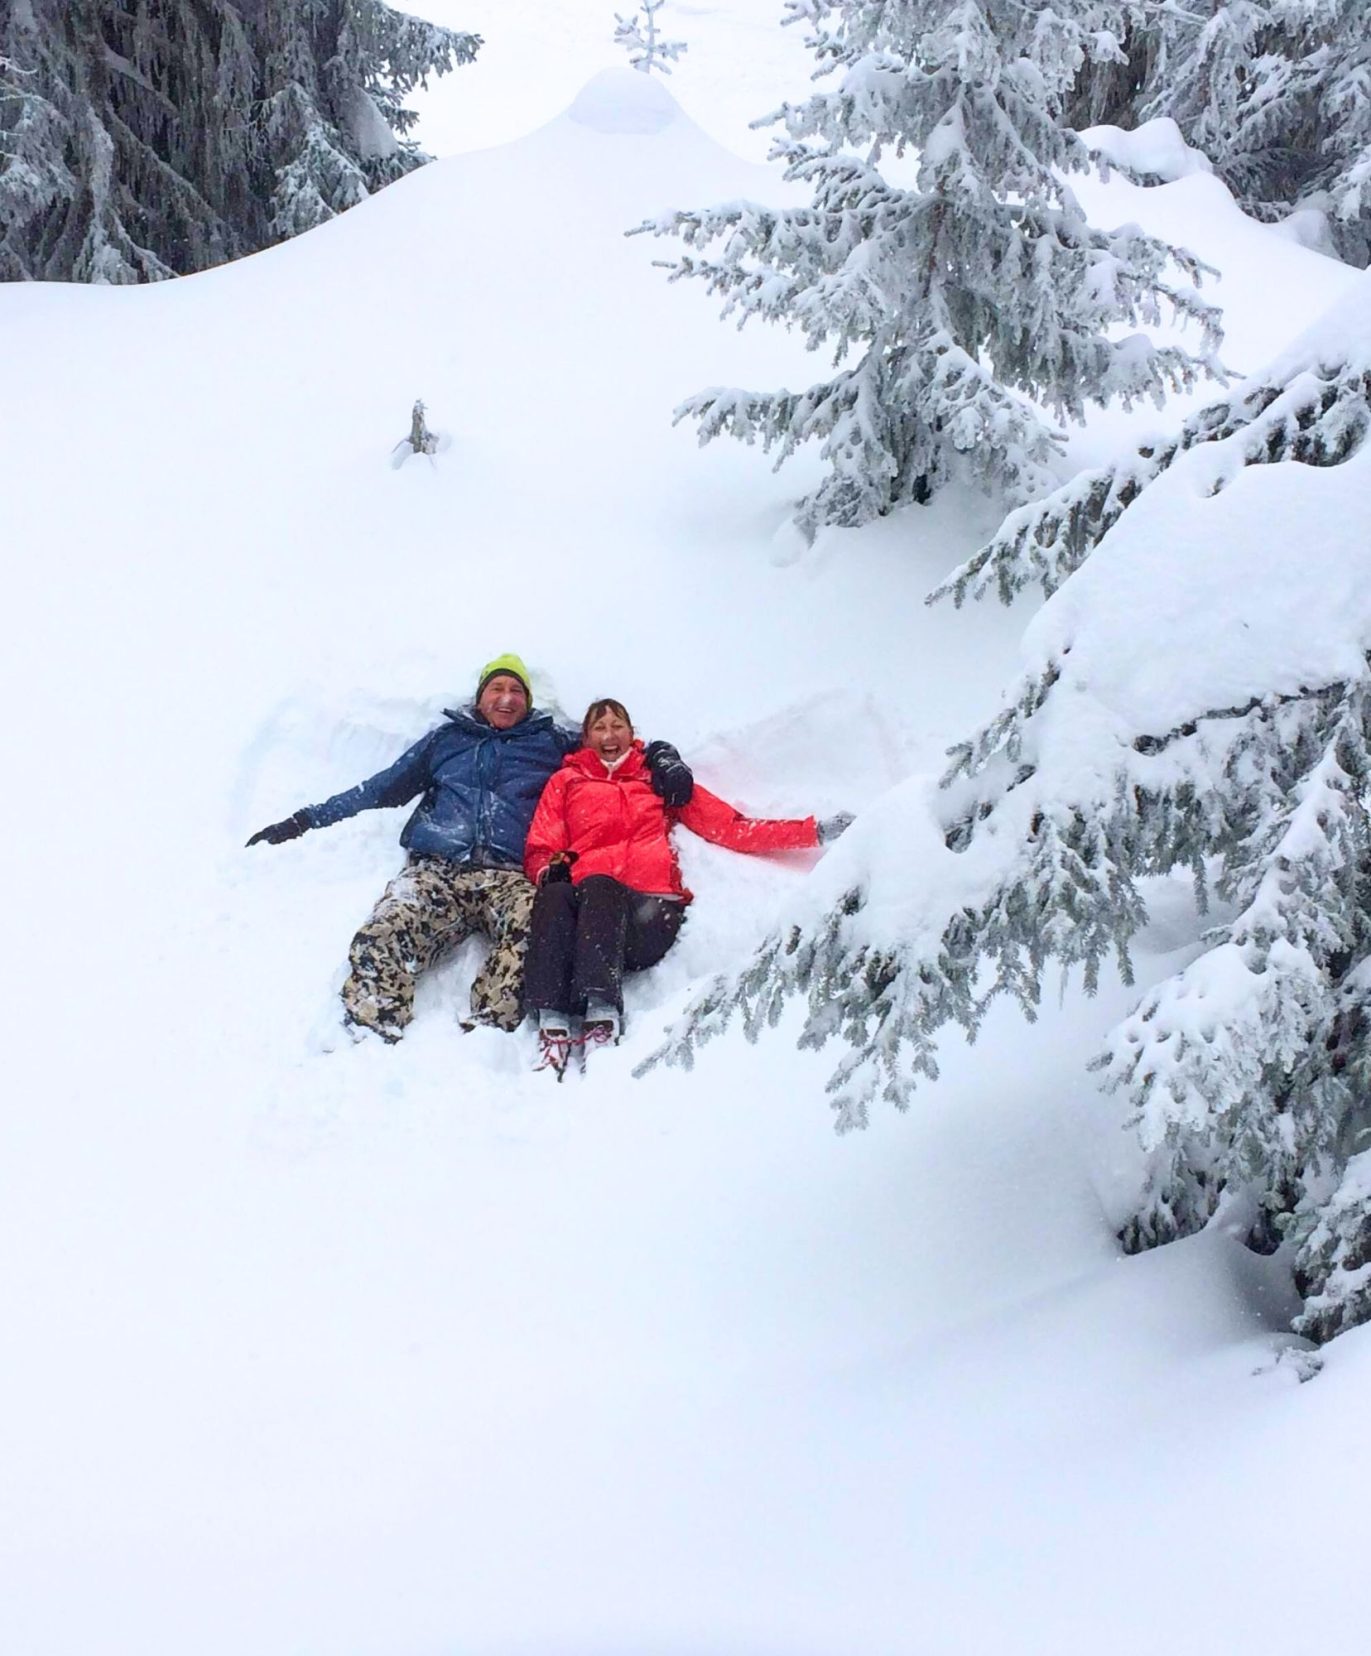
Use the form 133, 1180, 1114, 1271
524, 741, 818, 900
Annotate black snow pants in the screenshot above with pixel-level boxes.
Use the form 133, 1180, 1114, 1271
524, 874, 685, 1017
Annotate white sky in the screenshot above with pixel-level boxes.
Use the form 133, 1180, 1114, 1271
406, 0, 817, 158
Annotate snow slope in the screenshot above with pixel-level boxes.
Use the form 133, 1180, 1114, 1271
3, 68, 1369, 1655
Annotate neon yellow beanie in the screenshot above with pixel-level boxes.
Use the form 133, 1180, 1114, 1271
476, 652, 532, 700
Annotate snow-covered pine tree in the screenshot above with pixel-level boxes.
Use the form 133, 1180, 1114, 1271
1295, 1141, 1371, 1343
614, 0, 688, 76
1136, 2, 1299, 211
1057, 1, 1283, 153
0, 0, 480, 283
643, 284, 1371, 1345
636, 0, 1222, 537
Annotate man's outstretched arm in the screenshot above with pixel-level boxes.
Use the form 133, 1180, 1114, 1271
245, 731, 435, 848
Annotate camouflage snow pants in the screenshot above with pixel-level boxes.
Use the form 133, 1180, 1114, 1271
341, 857, 535, 1040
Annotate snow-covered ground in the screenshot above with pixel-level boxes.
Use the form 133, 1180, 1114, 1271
3, 63, 1370, 1656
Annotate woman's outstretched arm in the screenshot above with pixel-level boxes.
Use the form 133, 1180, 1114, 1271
676, 784, 818, 855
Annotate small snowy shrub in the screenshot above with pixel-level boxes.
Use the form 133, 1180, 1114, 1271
614, 0, 687, 76
394, 398, 439, 461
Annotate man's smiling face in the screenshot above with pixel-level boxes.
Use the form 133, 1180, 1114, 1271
477, 674, 530, 730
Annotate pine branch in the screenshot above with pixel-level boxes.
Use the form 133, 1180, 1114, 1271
930, 355, 1371, 609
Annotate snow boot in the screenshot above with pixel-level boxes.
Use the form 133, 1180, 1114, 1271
581, 1001, 621, 1056
534, 1010, 577, 1081
534, 1030, 578, 1080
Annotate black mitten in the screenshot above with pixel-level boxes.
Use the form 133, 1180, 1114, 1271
644, 740, 694, 808
817, 811, 855, 845
246, 809, 312, 848
542, 852, 576, 885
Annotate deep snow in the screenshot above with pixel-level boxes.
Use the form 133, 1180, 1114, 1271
3, 64, 1370, 1656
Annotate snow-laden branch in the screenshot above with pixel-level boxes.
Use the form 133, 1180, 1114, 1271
932, 349, 1371, 608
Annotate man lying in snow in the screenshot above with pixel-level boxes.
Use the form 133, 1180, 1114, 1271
246, 654, 694, 1043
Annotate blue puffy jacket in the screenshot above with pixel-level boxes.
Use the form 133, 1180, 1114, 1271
302, 707, 578, 868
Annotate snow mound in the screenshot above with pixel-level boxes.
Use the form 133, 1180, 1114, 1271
565, 66, 681, 135
1085, 117, 1213, 183
1031, 443, 1371, 734
1269, 206, 1341, 259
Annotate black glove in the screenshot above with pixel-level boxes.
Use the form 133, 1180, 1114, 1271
542, 852, 576, 885
245, 809, 312, 848
817, 811, 854, 845
644, 740, 694, 809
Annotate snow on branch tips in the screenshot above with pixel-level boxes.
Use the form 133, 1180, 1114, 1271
634, 0, 1223, 538
614, 0, 687, 76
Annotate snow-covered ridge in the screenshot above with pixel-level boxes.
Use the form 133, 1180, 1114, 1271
1085, 117, 1214, 184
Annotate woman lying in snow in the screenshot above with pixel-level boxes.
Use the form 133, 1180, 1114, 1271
522, 696, 852, 1074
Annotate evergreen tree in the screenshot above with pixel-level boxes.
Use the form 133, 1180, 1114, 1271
1295, 1144, 1371, 1343
637, 0, 1222, 537
1150, 3, 1292, 196
1067, 2, 1371, 268
0, 0, 480, 283
0, 45, 76, 279
642, 293, 1371, 1345
1314, 4, 1371, 264
614, 0, 687, 76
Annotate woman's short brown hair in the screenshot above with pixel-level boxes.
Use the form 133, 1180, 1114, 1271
581, 698, 634, 742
